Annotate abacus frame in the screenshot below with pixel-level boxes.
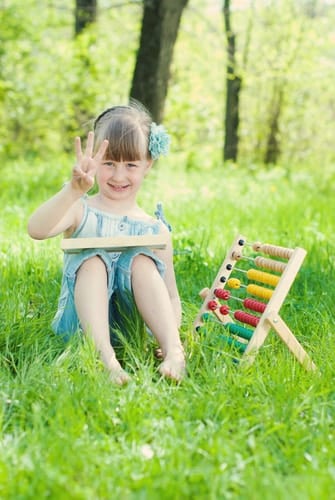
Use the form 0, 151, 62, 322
194, 234, 316, 371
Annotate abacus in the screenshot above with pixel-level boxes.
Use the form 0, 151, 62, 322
194, 235, 316, 371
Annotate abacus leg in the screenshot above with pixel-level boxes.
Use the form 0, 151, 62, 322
265, 311, 317, 371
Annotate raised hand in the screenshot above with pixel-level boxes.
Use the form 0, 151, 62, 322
71, 131, 109, 194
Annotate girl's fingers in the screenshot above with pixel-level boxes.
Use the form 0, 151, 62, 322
96, 139, 109, 160
74, 136, 82, 160
74, 133, 105, 179
72, 163, 83, 175
84, 131, 94, 157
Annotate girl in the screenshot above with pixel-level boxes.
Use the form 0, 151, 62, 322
28, 103, 185, 384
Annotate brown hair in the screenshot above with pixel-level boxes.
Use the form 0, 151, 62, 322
93, 102, 152, 161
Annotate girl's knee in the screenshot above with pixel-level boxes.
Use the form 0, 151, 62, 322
78, 255, 107, 273
131, 253, 156, 273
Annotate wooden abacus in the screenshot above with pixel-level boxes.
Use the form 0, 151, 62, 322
194, 235, 316, 371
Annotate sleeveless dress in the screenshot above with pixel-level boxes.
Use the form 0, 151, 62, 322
52, 199, 166, 339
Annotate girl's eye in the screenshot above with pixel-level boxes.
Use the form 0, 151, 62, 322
103, 161, 114, 167
127, 163, 138, 168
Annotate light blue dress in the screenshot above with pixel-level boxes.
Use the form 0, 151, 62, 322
52, 199, 166, 340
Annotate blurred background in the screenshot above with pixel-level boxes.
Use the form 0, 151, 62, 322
1, 0, 335, 170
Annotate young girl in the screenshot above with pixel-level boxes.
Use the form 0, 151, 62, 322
28, 103, 185, 385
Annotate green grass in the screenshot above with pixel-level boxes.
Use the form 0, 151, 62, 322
1, 158, 334, 499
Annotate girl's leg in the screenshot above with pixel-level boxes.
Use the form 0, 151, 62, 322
131, 254, 185, 381
74, 256, 130, 385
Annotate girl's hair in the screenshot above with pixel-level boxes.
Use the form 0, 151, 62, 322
93, 101, 152, 161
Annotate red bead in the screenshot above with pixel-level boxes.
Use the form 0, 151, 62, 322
214, 288, 230, 300
207, 300, 218, 310
234, 310, 259, 327
219, 305, 230, 315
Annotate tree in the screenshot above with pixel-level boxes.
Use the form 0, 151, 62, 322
69, 0, 98, 140
130, 0, 189, 123
223, 0, 241, 163
75, 0, 97, 36
261, 4, 305, 165
264, 86, 283, 165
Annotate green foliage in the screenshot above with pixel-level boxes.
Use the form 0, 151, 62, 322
1, 155, 334, 498
0, 0, 140, 159
233, 0, 335, 164
1, 1, 335, 165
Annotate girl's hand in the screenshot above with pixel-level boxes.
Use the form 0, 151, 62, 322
71, 131, 109, 194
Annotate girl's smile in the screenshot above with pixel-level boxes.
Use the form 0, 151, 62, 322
109, 183, 131, 192
96, 159, 152, 201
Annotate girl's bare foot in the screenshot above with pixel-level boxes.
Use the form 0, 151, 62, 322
110, 367, 131, 385
159, 348, 186, 382
106, 357, 131, 385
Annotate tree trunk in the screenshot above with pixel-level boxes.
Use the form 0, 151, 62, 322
264, 87, 283, 165
75, 0, 97, 36
223, 0, 241, 162
130, 0, 188, 123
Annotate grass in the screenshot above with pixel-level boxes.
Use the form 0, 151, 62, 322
1, 157, 334, 499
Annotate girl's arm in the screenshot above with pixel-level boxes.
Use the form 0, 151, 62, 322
28, 132, 109, 240
27, 183, 84, 239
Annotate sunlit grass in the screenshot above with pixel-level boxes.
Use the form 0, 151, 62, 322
0, 159, 334, 499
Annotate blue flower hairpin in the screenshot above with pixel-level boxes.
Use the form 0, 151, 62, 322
149, 123, 170, 160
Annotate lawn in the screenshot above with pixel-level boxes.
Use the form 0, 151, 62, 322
0, 157, 334, 499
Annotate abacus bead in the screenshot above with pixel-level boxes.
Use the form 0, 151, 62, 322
207, 300, 218, 310
219, 305, 230, 315
214, 288, 230, 300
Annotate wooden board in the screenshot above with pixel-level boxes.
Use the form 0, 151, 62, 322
61, 234, 168, 253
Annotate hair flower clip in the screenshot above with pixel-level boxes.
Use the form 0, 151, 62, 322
149, 122, 170, 160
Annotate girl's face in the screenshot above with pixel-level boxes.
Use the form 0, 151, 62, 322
95, 158, 152, 202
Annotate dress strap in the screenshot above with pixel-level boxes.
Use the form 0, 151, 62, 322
154, 202, 172, 232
